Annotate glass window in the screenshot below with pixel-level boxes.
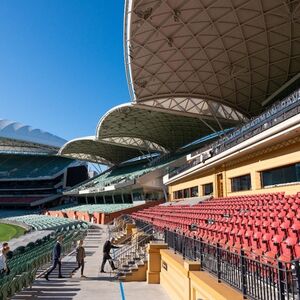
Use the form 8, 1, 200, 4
203, 183, 213, 195
184, 188, 190, 198
123, 194, 132, 203
105, 195, 113, 204
231, 174, 251, 192
87, 196, 95, 204
114, 194, 123, 203
261, 163, 300, 187
177, 190, 183, 199
190, 186, 198, 197
96, 196, 104, 204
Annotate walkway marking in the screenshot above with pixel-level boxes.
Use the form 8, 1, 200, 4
119, 281, 126, 300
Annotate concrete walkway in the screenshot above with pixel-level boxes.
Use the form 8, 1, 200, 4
9, 230, 53, 251
12, 225, 170, 300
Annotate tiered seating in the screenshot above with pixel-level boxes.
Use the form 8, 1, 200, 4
132, 192, 300, 263
63, 203, 137, 214
0, 197, 44, 204
0, 209, 36, 219
5, 214, 88, 231
67, 153, 182, 194
0, 154, 72, 179
0, 228, 87, 299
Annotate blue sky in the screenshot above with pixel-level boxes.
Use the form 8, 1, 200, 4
0, 0, 129, 141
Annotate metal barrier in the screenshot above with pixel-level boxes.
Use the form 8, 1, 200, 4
165, 230, 300, 300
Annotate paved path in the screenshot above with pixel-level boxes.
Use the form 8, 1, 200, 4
9, 230, 53, 251
12, 225, 170, 300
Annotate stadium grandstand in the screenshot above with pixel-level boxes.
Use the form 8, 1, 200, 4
2, 0, 300, 300
0, 119, 88, 208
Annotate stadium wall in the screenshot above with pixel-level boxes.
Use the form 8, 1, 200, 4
147, 245, 243, 300
168, 137, 300, 200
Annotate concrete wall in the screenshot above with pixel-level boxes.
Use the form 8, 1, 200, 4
168, 138, 300, 199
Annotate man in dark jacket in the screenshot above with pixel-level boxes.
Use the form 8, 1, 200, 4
45, 236, 64, 280
100, 238, 119, 273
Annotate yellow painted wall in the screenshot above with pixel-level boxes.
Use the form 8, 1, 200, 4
226, 140, 300, 196
160, 250, 190, 300
159, 249, 243, 300
168, 138, 300, 199
169, 170, 216, 200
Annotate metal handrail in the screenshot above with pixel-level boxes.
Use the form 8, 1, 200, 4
165, 229, 300, 300
113, 222, 154, 256
112, 230, 154, 272
113, 224, 154, 260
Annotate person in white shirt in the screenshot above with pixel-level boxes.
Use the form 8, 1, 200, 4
0, 246, 9, 275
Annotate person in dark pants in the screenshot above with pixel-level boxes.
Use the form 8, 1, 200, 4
100, 238, 119, 273
71, 240, 86, 278
45, 236, 64, 280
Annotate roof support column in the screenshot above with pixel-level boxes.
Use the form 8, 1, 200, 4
130, 190, 134, 203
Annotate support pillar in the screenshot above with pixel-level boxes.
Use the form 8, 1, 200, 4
147, 242, 168, 284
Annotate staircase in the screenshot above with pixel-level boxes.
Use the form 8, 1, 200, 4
112, 222, 156, 282
116, 245, 148, 282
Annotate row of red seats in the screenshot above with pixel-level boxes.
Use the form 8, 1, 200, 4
132, 192, 300, 263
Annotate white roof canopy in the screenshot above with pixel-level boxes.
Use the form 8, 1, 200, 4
0, 119, 67, 154
125, 0, 300, 116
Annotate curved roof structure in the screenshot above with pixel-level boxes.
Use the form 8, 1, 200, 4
59, 136, 156, 165
96, 103, 239, 151
124, 0, 300, 116
0, 119, 66, 148
61, 0, 300, 166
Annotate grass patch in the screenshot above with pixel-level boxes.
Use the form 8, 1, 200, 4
0, 223, 26, 242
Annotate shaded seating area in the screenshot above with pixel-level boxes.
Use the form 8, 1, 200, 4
0, 155, 73, 180
65, 153, 181, 195
0, 196, 45, 205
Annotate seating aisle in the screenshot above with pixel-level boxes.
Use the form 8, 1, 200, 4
12, 225, 170, 300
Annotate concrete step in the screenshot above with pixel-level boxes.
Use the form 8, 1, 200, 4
118, 261, 148, 282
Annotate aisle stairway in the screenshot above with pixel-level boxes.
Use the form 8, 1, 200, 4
11, 225, 169, 300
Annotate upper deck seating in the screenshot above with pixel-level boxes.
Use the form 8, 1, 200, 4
0, 197, 44, 204
0, 155, 73, 180
66, 153, 182, 194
